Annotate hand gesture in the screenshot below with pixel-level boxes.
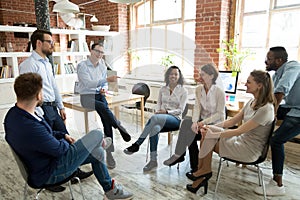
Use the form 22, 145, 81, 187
106, 75, 120, 82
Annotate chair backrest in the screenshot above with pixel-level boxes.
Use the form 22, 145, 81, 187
9, 146, 29, 182
132, 83, 150, 109
256, 119, 276, 163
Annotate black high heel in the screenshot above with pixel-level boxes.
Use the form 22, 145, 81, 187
186, 171, 212, 181
186, 179, 208, 194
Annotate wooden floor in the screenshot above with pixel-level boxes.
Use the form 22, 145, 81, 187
0, 109, 300, 200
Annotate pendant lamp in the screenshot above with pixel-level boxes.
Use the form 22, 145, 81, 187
53, 0, 80, 13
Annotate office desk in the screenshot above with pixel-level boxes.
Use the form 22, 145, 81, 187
63, 93, 144, 133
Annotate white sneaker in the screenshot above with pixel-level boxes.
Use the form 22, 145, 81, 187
105, 180, 133, 200
254, 179, 285, 196
102, 137, 112, 150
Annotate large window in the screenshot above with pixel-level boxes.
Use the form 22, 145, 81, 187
130, 0, 196, 83
237, 0, 300, 82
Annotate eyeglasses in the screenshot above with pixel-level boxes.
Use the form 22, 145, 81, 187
42, 40, 54, 46
93, 49, 104, 54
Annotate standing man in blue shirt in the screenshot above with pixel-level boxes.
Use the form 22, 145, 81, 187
77, 43, 131, 169
255, 46, 300, 196
5, 73, 133, 200
19, 29, 92, 191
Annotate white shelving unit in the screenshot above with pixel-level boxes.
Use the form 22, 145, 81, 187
0, 25, 119, 131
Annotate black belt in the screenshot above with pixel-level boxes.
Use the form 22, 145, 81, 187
42, 101, 57, 106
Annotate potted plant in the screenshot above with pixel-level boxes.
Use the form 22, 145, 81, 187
217, 39, 252, 72
160, 54, 175, 71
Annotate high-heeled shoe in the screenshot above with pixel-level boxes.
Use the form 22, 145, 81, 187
186, 171, 212, 181
186, 179, 208, 194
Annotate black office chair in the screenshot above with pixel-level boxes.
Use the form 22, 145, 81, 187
9, 146, 86, 200
214, 119, 276, 200
122, 82, 151, 131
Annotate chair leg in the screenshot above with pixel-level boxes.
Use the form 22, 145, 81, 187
136, 109, 138, 132
35, 188, 44, 200
23, 183, 28, 200
68, 180, 75, 200
77, 178, 86, 200
214, 157, 224, 198
146, 138, 150, 163
257, 166, 267, 200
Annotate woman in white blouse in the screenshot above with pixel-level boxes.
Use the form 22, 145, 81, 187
123, 66, 188, 172
163, 63, 225, 174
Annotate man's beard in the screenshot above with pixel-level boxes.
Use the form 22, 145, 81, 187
42, 49, 53, 56
266, 63, 277, 71
37, 100, 43, 107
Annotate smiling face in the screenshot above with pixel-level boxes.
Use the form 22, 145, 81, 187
265, 51, 282, 71
91, 45, 104, 60
199, 70, 213, 85
168, 68, 180, 85
245, 75, 262, 97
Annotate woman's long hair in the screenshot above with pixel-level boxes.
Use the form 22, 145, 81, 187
250, 70, 275, 110
164, 65, 185, 86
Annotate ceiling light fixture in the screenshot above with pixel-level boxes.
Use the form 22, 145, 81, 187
108, 0, 142, 4
52, 0, 80, 13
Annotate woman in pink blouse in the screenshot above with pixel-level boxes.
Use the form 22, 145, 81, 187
123, 66, 188, 172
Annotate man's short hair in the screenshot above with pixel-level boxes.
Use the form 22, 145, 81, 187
270, 46, 288, 62
14, 73, 43, 101
31, 29, 52, 50
91, 43, 103, 50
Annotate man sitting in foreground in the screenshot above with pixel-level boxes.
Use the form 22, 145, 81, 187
4, 72, 133, 200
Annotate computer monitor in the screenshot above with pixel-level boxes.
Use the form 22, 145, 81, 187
218, 71, 239, 94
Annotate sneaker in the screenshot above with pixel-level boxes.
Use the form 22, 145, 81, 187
105, 180, 133, 200
116, 122, 131, 142
163, 154, 185, 166
143, 160, 158, 172
102, 137, 112, 150
123, 143, 139, 155
254, 179, 285, 196
106, 152, 116, 169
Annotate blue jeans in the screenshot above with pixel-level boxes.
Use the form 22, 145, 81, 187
45, 129, 112, 192
80, 94, 119, 141
136, 114, 181, 160
271, 116, 300, 175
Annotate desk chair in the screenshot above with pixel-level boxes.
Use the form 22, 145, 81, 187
122, 83, 150, 131
214, 119, 276, 200
9, 146, 85, 200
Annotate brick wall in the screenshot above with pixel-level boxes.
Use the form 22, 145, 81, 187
0, 0, 231, 76
194, 0, 230, 81
0, 0, 130, 68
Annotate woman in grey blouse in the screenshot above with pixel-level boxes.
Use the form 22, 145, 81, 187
124, 66, 188, 172
186, 70, 275, 194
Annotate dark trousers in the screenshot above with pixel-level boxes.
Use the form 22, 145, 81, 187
80, 93, 119, 141
41, 105, 68, 134
175, 118, 201, 172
